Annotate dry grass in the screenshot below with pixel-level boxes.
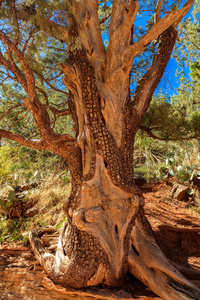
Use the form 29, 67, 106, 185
0, 176, 71, 243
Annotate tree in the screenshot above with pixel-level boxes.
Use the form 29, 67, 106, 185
140, 1, 200, 143
0, 1, 200, 299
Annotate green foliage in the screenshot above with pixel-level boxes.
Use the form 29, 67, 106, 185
60, 170, 71, 183
8, 190, 16, 202
190, 62, 200, 81
159, 162, 200, 182
0, 219, 23, 242
142, 92, 200, 140
0, 142, 64, 185
190, 112, 200, 132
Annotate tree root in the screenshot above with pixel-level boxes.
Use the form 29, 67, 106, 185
128, 209, 200, 300
29, 223, 105, 288
171, 262, 200, 281
30, 214, 200, 300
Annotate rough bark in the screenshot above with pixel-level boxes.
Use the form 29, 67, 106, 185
30, 17, 200, 300
0, 1, 199, 299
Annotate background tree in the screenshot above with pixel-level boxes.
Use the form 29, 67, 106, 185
0, 1, 200, 299
140, 1, 200, 142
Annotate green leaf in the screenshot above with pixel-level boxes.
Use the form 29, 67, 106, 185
159, 167, 168, 174
27, 171, 33, 179
14, 180, 19, 186
6, 202, 13, 207
160, 173, 168, 180
178, 171, 189, 181
8, 190, 16, 202
0, 199, 7, 210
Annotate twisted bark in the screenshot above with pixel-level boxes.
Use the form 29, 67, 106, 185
30, 24, 200, 300
0, 1, 197, 299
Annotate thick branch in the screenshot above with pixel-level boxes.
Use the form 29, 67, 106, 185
120, 1, 138, 37
72, 0, 106, 81
0, 50, 27, 91
109, 0, 133, 37
0, 30, 36, 100
0, 128, 48, 150
46, 106, 71, 117
132, 26, 177, 127
125, 0, 195, 65
106, 0, 137, 82
155, 0, 164, 23
109, 0, 138, 47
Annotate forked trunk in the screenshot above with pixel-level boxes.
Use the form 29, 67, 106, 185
29, 16, 200, 300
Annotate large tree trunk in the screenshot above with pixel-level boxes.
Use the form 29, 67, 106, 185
29, 9, 200, 300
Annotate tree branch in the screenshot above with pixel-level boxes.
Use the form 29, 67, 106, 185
33, 69, 69, 96
125, 0, 195, 65
140, 126, 200, 141
17, 4, 69, 43
0, 50, 28, 91
106, 0, 137, 81
0, 30, 36, 101
36, 86, 49, 105
72, 0, 106, 81
46, 105, 71, 117
10, 0, 20, 46
9, 108, 30, 130
132, 26, 177, 126
179, 29, 200, 51
0, 104, 22, 121
109, 0, 138, 44
22, 31, 34, 55
155, 0, 164, 23
0, 128, 48, 150
99, 13, 112, 25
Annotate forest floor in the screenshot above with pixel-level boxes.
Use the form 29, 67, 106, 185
0, 179, 200, 299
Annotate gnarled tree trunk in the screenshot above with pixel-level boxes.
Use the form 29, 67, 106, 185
29, 1, 200, 300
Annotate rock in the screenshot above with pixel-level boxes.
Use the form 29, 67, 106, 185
24, 203, 39, 217
39, 226, 57, 234
171, 183, 189, 201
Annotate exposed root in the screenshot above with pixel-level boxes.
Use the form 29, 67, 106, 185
29, 223, 101, 288
171, 261, 200, 281
29, 155, 200, 299
128, 210, 200, 300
